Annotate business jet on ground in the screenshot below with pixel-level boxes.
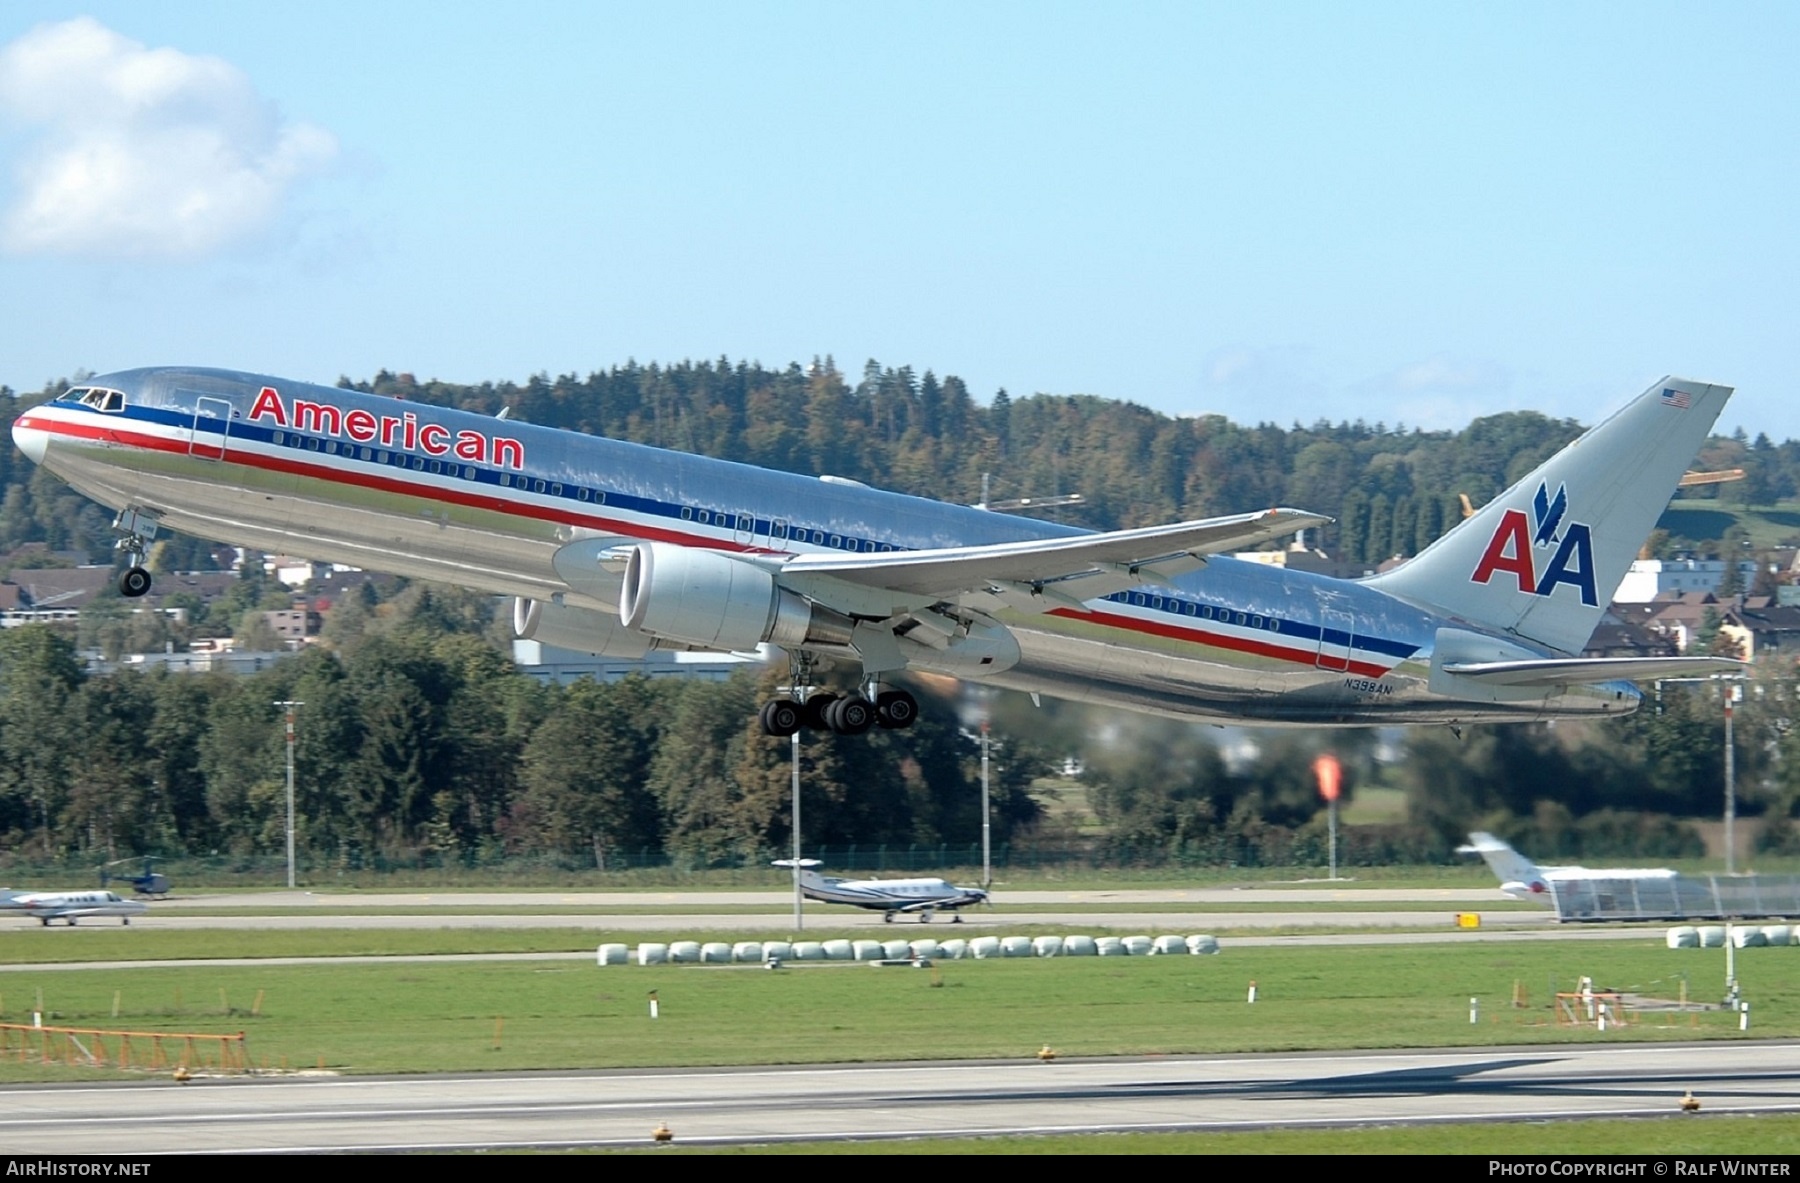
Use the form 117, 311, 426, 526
774, 859, 987, 922
1457, 832, 1679, 903
0, 890, 148, 926
11, 370, 1742, 732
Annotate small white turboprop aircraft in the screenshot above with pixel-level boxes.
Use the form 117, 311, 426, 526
1457, 832, 1678, 903
0, 890, 148, 926
774, 859, 987, 922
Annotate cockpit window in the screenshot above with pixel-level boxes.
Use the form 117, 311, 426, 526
74, 387, 126, 413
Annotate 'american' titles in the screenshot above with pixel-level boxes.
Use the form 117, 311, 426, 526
247, 386, 525, 470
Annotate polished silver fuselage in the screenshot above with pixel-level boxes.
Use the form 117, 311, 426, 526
14, 367, 1636, 725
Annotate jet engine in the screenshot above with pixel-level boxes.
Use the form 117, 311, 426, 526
513, 598, 662, 659
619, 542, 853, 651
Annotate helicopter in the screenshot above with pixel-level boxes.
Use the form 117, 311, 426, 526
99, 857, 170, 899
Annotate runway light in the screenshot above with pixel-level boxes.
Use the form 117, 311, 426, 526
653, 1122, 674, 1142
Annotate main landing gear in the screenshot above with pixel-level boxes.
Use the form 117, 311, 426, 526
112, 507, 159, 598
760, 654, 918, 738
758, 687, 919, 737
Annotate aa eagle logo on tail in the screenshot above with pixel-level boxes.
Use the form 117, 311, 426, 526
1470, 481, 1598, 606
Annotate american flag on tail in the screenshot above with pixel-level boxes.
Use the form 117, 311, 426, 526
1661, 387, 1691, 409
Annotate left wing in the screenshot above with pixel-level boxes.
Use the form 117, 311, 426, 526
777, 508, 1327, 614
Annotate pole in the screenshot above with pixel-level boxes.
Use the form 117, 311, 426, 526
980, 718, 992, 891
1329, 795, 1338, 880
791, 727, 803, 932
274, 700, 303, 889
1724, 688, 1737, 876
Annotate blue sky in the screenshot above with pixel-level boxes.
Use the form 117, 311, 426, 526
3, 3, 1796, 443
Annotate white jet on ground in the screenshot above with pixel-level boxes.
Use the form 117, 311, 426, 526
0, 890, 148, 926
1458, 832, 1678, 903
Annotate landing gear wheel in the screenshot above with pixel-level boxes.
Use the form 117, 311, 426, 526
760, 699, 802, 737
875, 689, 918, 730
882, 912, 895, 924
119, 566, 152, 598
825, 695, 875, 735
802, 693, 839, 732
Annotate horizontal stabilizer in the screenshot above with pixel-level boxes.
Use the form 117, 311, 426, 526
1439, 655, 1746, 687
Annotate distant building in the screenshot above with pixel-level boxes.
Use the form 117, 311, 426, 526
1636, 592, 1721, 654
1614, 558, 1760, 603
262, 608, 321, 645
1720, 599, 1800, 663
1230, 542, 1363, 579
3, 565, 115, 611
511, 639, 756, 685
90, 644, 296, 676
1584, 606, 1680, 659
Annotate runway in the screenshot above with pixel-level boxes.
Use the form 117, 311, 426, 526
70, 909, 1552, 932
149, 887, 1511, 908
2, 1042, 1795, 1152
78, 886, 1550, 934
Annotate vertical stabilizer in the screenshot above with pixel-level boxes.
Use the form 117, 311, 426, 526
1458, 832, 1548, 894
1366, 377, 1731, 654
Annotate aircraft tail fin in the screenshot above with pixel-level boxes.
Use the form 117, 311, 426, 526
1366, 377, 1731, 654
1457, 832, 1545, 892
771, 858, 825, 887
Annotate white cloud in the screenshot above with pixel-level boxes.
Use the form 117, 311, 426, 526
0, 17, 337, 259
1189, 345, 1331, 423
1390, 357, 1506, 394
1348, 356, 1517, 430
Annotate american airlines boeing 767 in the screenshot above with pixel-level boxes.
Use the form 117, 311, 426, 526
10, 369, 1741, 733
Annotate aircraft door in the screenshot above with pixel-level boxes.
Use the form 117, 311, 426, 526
190, 396, 233, 460
734, 510, 755, 546
1315, 607, 1355, 672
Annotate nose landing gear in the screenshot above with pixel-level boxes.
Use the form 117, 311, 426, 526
112, 508, 160, 598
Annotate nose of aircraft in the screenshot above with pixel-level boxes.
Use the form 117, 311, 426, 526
11, 415, 48, 463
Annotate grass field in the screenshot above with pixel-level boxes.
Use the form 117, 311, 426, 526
614, 1114, 1800, 1155
0, 932, 1784, 1082
1659, 498, 1800, 551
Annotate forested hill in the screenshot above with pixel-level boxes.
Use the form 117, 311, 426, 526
6, 359, 1800, 568
342, 358, 1800, 564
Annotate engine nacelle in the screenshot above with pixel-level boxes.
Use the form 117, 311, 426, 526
619, 542, 852, 651
896, 618, 1021, 677
512, 597, 657, 659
